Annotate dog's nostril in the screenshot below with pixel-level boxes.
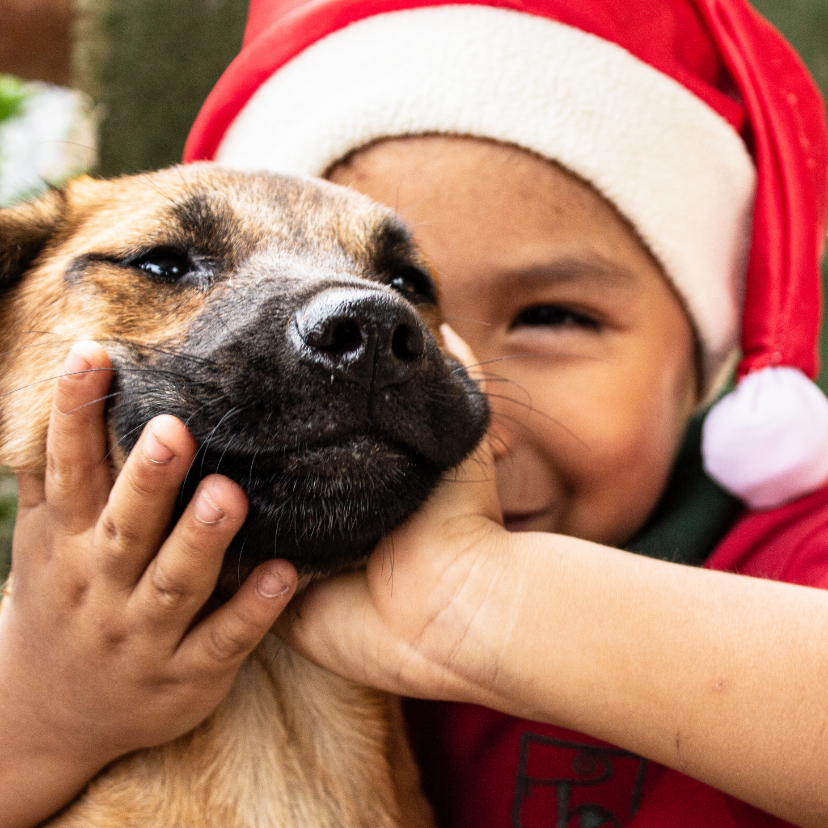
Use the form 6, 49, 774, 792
300, 312, 365, 355
391, 322, 425, 361
293, 288, 430, 389
318, 318, 363, 355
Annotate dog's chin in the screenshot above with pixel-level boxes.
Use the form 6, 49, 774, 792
275, 435, 414, 480
194, 435, 440, 592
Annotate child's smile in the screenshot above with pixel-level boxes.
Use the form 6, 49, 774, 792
329, 135, 700, 547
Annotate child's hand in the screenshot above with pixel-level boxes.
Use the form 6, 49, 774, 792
0, 342, 298, 828
281, 326, 515, 705
285, 442, 514, 703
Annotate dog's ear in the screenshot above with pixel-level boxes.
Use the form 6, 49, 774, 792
0, 188, 66, 286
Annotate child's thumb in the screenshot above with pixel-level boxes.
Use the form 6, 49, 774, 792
441, 324, 480, 379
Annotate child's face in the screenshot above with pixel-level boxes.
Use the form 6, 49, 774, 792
328, 136, 699, 547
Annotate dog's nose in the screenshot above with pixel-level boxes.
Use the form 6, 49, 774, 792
291, 288, 427, 389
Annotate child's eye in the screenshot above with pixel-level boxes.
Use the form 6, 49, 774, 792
512, 304, 600, 331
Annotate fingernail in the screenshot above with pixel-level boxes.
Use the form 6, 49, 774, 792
64, 345, 90, 376
195, 487, 225, 524
144, 429, 175, 464
257, 564, 291, 598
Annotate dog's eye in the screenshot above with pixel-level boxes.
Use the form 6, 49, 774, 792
388, 266, 437, 305
131, 248, 193, 282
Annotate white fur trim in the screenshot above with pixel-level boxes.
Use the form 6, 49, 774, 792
702, 367, 828, 509
216, 4, 756, 391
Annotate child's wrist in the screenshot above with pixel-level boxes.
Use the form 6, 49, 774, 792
416, 526, 542, 711
436, 530, 604, 722
0, 730, 109, 828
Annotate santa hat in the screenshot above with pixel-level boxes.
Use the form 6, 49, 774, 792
185, 0, 828, 511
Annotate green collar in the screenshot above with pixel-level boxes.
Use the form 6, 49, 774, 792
624, 414, 743, 567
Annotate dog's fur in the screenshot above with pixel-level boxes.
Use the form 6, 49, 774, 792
0, 165, 489, 827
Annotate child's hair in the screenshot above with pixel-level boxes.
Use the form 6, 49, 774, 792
185, 0, 828, 511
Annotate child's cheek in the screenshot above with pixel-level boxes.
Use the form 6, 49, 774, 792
553, 375, 691, 547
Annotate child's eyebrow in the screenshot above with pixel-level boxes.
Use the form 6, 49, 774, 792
493, 254, 640, 295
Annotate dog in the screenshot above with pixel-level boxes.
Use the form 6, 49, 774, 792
0, 165, 489, 827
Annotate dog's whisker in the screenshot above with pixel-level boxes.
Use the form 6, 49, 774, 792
181, 446, 208, 509
450, 354, 530, 373
484, 390, 582, 432
63, 391, 124, 416
0, 335, 82, 360
178, 405, 244, 509
102, 418, 152, 464
450, 370, 513, 383
201, 300, 237, 340
101, 339, 218, 366
198, 405, 243, 477
452, 351, 613, 376
246, 446, 262, 491
0, 334, 220, 376
216, 410, 249, 476
381, 527, 395, 591
236, 531, 250, 589
480, 399, 590, 451
271, 508, 285, 560
137, 171, 179, 203
440, 315, 493, 327
183, 403, 209, 430
484, 428, 511, 459
0, 367, 113, 398
437, 445, 500, 485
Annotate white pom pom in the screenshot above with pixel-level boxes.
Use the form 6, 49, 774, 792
702, 367, 828, 510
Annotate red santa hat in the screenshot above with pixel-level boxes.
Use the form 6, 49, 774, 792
185, 0, 828, 511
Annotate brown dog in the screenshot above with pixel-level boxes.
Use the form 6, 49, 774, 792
0, 165, 489, 827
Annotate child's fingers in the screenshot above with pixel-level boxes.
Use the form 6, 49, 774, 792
440, 324, 479, 376
42, 342, 113, 528
130, 475, 249, 633
15, 471, 45, 513
178, 558, 297, 670
95, 415, 199, 588
380, 441, 502, 574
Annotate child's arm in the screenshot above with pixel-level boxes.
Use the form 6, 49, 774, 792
285, 451, 828, 828
0, 342, 298, 828
282, 331, 828, 828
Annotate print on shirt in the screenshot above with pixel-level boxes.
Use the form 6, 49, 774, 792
512, 734, 648, 828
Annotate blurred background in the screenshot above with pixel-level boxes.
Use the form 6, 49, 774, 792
0, 0, 826, 579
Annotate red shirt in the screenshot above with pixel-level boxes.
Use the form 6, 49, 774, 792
406, 482, 828, 827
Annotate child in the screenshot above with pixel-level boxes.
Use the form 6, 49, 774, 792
3, 0, 828, 825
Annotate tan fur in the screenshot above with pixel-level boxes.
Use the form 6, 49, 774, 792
0, 166, 450, 827
50, 640, 433, 828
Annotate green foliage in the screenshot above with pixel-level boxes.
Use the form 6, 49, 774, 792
752, 0, 828, 97
0, 472, 16, 583
0, 76, 24, 579
0, 74, 27, 127
76, 0, 248, 176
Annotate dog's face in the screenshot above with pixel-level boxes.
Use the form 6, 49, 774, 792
0, 165, 488, 583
